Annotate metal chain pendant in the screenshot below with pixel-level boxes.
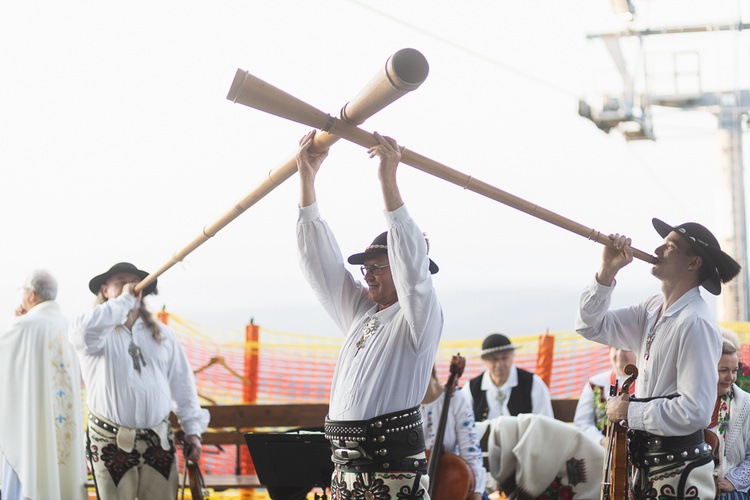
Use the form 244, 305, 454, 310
128, 340, 147, 373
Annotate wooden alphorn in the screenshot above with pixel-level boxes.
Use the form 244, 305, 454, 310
225, 71, 658, 265
134, 48, 430, 294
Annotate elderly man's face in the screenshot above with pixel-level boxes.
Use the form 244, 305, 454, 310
483, 350, 515, 387
362, 254, 397, 310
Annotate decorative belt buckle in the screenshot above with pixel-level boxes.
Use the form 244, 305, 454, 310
334, 449, 362, 460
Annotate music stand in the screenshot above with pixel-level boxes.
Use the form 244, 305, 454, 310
245, 428, 333, 500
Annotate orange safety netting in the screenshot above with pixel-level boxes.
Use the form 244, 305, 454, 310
158, 311, 750, 499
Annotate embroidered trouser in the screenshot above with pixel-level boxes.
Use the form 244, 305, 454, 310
86, 416, 178, 500
330, 469, 430, 500
631, 455, 715, 500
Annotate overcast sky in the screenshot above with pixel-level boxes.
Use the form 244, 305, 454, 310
1, 0, 749, 339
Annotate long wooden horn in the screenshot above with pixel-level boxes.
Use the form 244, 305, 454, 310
226, 72, 658, 265
134, 49, 429, 294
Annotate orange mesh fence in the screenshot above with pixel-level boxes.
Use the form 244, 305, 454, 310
157, 311, 750, 495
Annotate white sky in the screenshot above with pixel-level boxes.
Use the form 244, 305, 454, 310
1, 0, 749, 339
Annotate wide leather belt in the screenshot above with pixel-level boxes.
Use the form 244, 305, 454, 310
629, 429, 713, 467
325, 406, 425, 467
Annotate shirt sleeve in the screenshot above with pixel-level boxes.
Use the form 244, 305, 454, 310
166, 328, 210, 437
296, 202, 372, 336
575, 277, 646, 352
385, 205, 442, 351
574, 381, 604, 445
531, 374, 554, 418
452, 390, 488, 495
68, 293, 137, 354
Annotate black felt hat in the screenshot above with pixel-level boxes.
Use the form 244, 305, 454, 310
652, 218, 741, 295
480, 333, 518, 357
347, 231, 439, 274
88, 262, 158, 296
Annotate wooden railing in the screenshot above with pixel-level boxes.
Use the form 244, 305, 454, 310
86, 399, 578, 492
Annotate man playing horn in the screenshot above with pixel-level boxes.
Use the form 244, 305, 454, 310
575, 219, 741, 499
296, 130, 443, 499
69, 262, 209, 500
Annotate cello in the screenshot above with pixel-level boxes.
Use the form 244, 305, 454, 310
426, 354, 477, 500
600, 363, 637, 500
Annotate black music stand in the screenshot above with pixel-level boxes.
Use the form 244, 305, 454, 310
244, 429, 333, 500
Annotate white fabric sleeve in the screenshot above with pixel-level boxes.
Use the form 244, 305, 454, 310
68, 293, 137, 354
452, 390, 488, 495
166, 328, 209, 437
573, 381, 604, 445
296, 202, 372, 336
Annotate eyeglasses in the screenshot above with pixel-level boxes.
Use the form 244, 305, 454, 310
360, 264, 390, 276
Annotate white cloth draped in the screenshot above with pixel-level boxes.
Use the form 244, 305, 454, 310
488, 414, 604, 499
0, 300, 87, 500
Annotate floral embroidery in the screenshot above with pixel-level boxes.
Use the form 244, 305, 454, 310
537, 476, 575, 500
737, 362, 750, 393
100, 443, 140, 485
352, 473, 390, 499
591, 384, 609, 432
49, 336, 77, 465
331, 472, 352, 500
716, 390, 732, 437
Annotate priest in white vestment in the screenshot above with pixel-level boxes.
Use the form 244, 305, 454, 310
0, 270, 87, 500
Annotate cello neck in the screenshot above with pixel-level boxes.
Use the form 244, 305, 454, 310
426, 355, 466, 495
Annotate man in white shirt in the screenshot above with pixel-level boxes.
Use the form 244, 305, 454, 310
576, 219, 741, 499
463, 334, 554, 439
69, 262, 209, 500
0, 270, 87, 500
296, 130, 443, 499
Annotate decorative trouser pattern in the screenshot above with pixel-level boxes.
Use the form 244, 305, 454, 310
86, 419, 178, 500
330, 469, 430, 500
631, 453, 716, 500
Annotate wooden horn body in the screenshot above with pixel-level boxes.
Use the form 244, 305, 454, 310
227, 72, 658, 265
134, 49, 429, 293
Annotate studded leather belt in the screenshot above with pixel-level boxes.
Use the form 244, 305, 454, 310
629, 429, 713, 467
325, 406, 425, 468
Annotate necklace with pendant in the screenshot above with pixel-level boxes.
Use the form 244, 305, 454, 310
644, 323, 657, 361
355, 318, 380, 353
126, 329, 147, 373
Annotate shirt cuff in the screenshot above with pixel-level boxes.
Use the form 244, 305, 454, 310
384, 203, 410, 227
299, 201, 321, 222
592, 275, 617, 294
627, 400, 645, 430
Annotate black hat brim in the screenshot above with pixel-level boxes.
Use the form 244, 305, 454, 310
88, 262, 158, 296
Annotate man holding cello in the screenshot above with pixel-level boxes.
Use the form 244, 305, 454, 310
296, 130, 443, 499
575, 219, 741, 499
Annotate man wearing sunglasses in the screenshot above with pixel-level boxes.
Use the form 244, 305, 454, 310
296, 130, 443, 499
